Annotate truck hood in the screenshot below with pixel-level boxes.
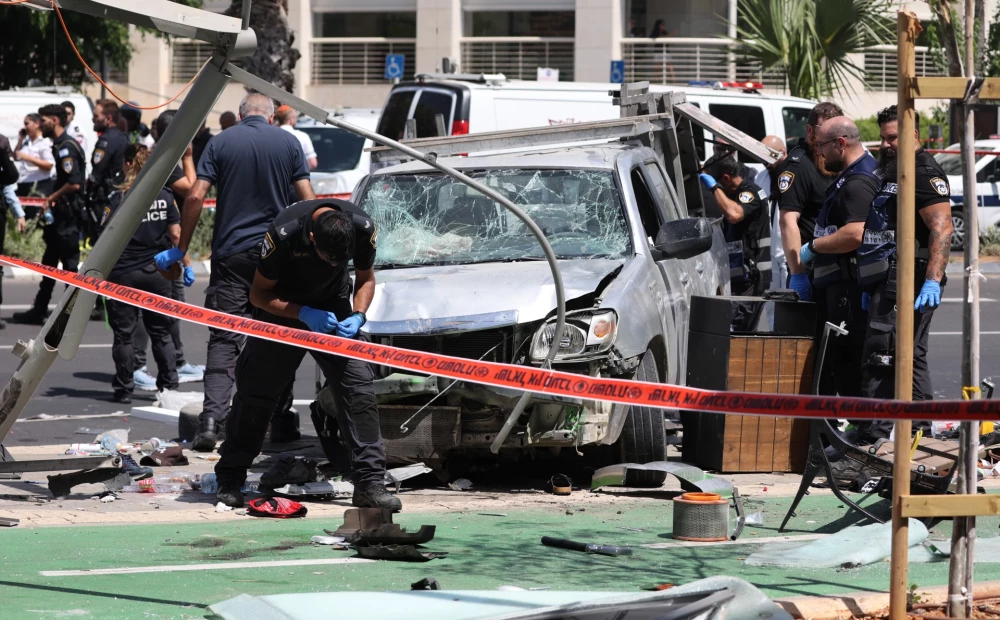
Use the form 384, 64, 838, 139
365, 259, 626, 334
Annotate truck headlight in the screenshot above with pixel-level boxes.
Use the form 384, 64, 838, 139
530, 310, 618, 362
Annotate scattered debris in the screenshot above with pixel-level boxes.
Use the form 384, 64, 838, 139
155, 389, 205, 411
311, 535, 346, 545
550, 473, 572, 496
139, 446, 189, 467
349, 524, 436, 546
246, 497, 307, 518
448, 478, 473, 491
0, 517, 19, 527
411, 577, 441, 591
99, 494, 116, 503
272, 481, 354, 497
235, 509, 246, 516
618, 527, 645, 532
478, 513, 507, 517
215, 502, 232, 513
591, 461, 734, 496
195, 454, 221, 461
745, 519, 927, 568
356, 545, 447, 562
541, 536, 633, 557
19, 412, 127, 422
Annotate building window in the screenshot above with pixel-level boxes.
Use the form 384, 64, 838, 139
466, 11, 574, 37
313, 12, 416, 38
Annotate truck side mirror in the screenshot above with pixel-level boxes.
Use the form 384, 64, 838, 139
654, 217, 714, 259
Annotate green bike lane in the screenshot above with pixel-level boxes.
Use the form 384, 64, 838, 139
3, 493, 999, 618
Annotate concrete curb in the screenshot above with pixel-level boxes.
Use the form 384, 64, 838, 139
775, 580, 1000, 619
2, 260, 212, 280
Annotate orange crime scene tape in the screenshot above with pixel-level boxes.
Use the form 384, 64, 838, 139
2, 254, 997, 422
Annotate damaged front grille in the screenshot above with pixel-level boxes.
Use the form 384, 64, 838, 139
387, 329, 514, 364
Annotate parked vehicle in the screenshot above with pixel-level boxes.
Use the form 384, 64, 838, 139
297, 108, 380, 198
0, 88, 96, 174
934, 140, 1000, 250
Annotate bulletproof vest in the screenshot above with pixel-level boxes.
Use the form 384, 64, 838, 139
724, 191, 771, 289
812, 152, 880, 289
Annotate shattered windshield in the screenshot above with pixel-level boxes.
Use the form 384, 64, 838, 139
360, 169, 631, 267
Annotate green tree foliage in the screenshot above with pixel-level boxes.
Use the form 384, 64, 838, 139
732, 0, 894, 99
0, 1, 201, 90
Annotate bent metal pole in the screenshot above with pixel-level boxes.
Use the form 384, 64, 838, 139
223, 63, 567, 454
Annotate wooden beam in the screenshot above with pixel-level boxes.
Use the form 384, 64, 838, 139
910, 77, 970, 99
974, 78, 1000, 101
900, 494, 1000, 518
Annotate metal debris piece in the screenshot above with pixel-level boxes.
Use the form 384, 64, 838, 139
349, 524, 436, 546
541, 536, 633, 557
328, 508, 396, 539
448, 478, 473, 491
590, 461, 734, 497
411, 577, 441, 590
355, 544, 447, 562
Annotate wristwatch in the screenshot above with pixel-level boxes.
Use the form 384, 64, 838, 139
351, 311, 367, 326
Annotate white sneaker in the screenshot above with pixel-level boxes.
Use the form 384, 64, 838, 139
177, 363, 205, 383
133, 367, 158, 392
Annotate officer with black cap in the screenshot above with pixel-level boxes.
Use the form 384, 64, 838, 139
854, 106, 953, 441
11, 105, 86, 324
799, 117, 880, 398
700, 155, 771, 330
212, 198, 397, 512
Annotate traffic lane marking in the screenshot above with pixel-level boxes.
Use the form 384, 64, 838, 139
40, 557, 373, 576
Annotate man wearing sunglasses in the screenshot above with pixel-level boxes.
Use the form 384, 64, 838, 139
212, 198, 397, 512
799, 117, 880, 399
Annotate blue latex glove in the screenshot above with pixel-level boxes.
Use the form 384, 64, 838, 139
182, 266, 195, 287
799, 241, 817, 266
298, 306, 338, 333
789, 273, 813, 302
335, 313, 365, 338
915, 279, 942, 312
861, 291, 871, 311
154, 247, 186, 271
698, 173, 718, 190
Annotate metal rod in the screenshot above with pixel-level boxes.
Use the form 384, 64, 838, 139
240, 0, 251, 31
222, 62, 567, 455
890, 9, 919, 620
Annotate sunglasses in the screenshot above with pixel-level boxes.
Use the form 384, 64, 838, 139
816, 136, 845, 149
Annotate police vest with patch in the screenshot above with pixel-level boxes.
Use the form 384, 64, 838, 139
812, 152, 880, 289
724, 185, 770, 288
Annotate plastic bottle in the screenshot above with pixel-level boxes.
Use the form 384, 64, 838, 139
139, 438, 163, 457
100, 436, 122, 454
42, 211, 54, 226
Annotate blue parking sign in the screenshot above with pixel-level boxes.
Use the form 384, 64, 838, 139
610, 60, 625, 84
385, 54, 405, 80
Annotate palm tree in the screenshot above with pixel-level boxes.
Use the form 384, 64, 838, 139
731, 0, 894, 100
225, 0, 300, 92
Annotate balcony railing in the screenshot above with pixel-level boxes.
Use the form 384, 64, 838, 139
311, 38, 416, 85
622, 38, 785, 89
171, 40, 213, 83
461, 37, 575, 81
864, 45, 945, 92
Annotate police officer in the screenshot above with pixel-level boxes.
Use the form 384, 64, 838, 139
102, 144, 180, 404
777, 102, 844, 301
700, 156, 771, 329
854, 106, 953, 439
88, 99, 128, 247
62, 100, 87, 153
213, 198, 396, 511
799, 117, 880, 398
11, 105, 86, 325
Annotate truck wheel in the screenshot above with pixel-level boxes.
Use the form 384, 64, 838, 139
951, 208, 965, 251
616, 350, 667, 487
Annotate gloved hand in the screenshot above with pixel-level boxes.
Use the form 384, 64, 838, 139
298, 306, 338, 333
154, 247, 186, 271
335, 313, 365, 339
861, 291, 871, 311
915, 279, 942, 312
789, 273, 813, 302
698, 173, 718, 190
799, 241, 817, 266
182, 266, 195, 287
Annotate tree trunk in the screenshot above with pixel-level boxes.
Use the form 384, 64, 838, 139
932, 0, 966, 77
226, 0, 300, 92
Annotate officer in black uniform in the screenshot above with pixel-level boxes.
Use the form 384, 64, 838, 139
776, 102, 843, 301
855, 106, 953, 440
12, 105, 86, 325
87, 99, 128, 247
213, 198, 396, 511
799, 117, 880, 398
700, 156, 771, 330
102, 144, 180, 404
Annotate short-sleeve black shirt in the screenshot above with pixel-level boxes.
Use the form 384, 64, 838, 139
104, 187, 180, 277
911, 149, 951, 249
256, 199, 377, 307
90, 126, 127, 189
723, 180, 765, 246
825, 172, 880, 231
777, 139, 833, 243
51, 132, 86, 192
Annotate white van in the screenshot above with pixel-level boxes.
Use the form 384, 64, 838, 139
297, 108, 380, 198
935, 139, 1000, 249
374, 75, 818, 162
0, 89, 96, 173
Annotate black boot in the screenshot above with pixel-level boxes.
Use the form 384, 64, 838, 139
10, 307, 48, 325
352, 481, 402, 512
192, 418, 221, 452
90, 301, 106, 322
217, 484, 244, 508
269, 409, 301, 443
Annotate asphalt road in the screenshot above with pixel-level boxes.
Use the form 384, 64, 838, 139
0, 276, 998, 447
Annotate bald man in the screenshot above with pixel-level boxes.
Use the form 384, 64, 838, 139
798, 117, 879, 399
755, 136, 788, 291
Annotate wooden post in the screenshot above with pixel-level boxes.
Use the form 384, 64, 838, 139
891, 10, 919, 620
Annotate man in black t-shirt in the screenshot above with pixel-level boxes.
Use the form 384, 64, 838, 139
102, 179, 181, 403
777, 102, 843, 302
213, 198, 396, 512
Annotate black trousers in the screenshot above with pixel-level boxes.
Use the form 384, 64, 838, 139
135, 276, 186, 369
216, 303, 385, 486
31, 226, 80, 312
15, 180, 53, 199
0, 206, 6, 307
106, 265, 179, 395
857, 277, 938, 440
817, 279, 868, 399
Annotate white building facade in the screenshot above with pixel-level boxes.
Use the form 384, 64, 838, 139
88, 0, 984, 128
